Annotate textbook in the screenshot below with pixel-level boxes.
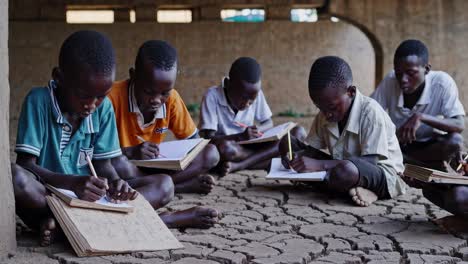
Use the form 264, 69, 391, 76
130, 138, 210, 170
46, 184, 133, 213
46, 194, 183, 257
403, 164, 468, 185
266, 158, 327, 181
238, 122, 297, 145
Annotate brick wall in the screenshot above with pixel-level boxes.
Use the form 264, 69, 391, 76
332, 0, 468, 106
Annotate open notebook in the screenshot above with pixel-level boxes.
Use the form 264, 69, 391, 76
130, 138, 210, 170
403, 164, 468, 185
46, 185, 133, 213
238, 122, 297, 145
266, 158, 327, 181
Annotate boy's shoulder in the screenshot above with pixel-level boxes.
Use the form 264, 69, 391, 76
109, 79, 130, 99
427, 71, 456, 89
24, 86, 52, 108
360, 94, 393, 126
26, 86, 50, 99
203, 85, 221, 99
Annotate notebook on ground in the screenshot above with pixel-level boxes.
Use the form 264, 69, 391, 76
266, 158, 327, 181
130, 138, 210, 170
403, 164, 468, 185
238, 122, 297, 145
46, 194, 183, 257
46, 184, 133, 213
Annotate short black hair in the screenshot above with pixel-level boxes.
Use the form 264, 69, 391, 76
135, 40, 178, 71
229, 57, 262, 83
308, 56, 353, 93
394, 39, 429, 64
59, 30, 115, 75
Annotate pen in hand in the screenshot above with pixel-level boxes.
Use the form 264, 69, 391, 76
135, 135, 167, 158
456, 154, 468, 172
233, 121, 264, 136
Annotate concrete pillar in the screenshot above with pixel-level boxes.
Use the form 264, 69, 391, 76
0, 0, 16, 257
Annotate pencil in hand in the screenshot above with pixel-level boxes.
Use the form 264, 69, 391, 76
135, 135, 167, 158
233, 121, 264, 136
456, 154, 468, 172
287, 130, 293, 161
85, 153, 109, 190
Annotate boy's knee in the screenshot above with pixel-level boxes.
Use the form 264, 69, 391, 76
12, 164, 31, 192
201, 144, 220, 169
149, 174, 174, 208
159, 174, 175, 206
290, 126, 307, 142
328, 160, 359, 192
217, 140, 237, 161
446, 133, 463, 151
449, 186, 468, 214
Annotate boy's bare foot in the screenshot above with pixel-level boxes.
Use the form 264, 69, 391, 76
218, 161, 245, 177
349, 187, 378, 207
175, 174, 216, 194
39, 217, 58, 247
160, 206, 219, 229
218, 161, 232, 177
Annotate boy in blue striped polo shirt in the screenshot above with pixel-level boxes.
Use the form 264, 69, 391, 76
11, 31, 181, 246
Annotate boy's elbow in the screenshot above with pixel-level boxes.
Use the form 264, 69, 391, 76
15, 153, 36, 168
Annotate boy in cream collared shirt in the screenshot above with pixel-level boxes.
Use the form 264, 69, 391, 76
279, 56, 407, 207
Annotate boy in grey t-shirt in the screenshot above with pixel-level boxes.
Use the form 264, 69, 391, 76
199, 57, 305, 175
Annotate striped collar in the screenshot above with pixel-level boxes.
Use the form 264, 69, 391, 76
128, 80, 166, 119
47, 80, 97, 134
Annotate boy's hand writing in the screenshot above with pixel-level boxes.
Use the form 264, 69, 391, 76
107, 179, 138, 203
242, 125, 261, 140
72, 176, 108, 202
288, 155, 323, 173
132, 142, 160, 160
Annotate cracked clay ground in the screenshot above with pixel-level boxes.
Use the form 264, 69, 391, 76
5, 169, 468, 264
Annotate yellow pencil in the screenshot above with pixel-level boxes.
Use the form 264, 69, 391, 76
456, 154, 468, 171
85, 153, 98, 178
287, 130, 293, 160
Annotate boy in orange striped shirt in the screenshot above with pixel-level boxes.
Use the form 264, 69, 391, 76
108, 40, 220, 195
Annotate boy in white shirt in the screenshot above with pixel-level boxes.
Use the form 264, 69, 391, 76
371, 39, 465, 170
199, 57, 306, 176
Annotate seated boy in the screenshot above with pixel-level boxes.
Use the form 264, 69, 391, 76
371, 39, 465, 170
108, 40, 219, 194
279, 56, 407, 207
199, 57, 306, 176
12, 31, 217, 247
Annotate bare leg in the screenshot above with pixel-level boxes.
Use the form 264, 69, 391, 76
423, 184, 468, 217
12, 163, 59, 246
218, 126, 309, 176
403, 133, 463, 170
170, 144, 219, 194
160, 207, 219, 229
111, 156, 218, 229
327, 160, 378, 207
